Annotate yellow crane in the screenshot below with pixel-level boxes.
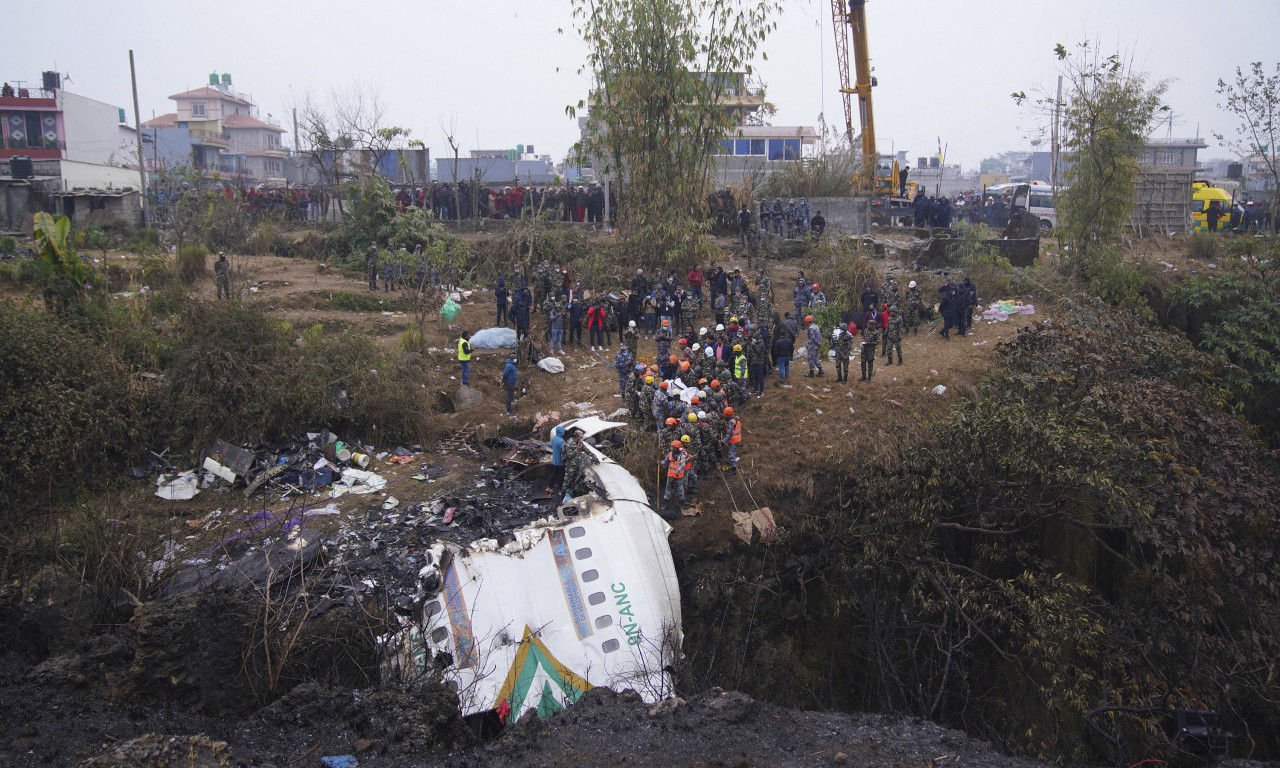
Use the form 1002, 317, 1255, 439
831, 0, 900, 198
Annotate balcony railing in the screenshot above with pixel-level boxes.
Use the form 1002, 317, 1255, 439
5, 136, 61, 150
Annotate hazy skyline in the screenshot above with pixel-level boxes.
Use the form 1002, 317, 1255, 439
5, 0, 1277, 172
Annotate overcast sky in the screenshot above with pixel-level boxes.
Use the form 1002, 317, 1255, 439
5, 0, 1277, 171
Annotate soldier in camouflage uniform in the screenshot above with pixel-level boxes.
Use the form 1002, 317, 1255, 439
613, 346, 634, 399
366, 241, 379, 291
638, 376, 656, 427
904, 280, 924, 335
881, 278, 901, 311
624, 320, 640, 355
834, 323, 855, 382
655, 321, 672, 362
755, 268, 773, 322
697, 409, 721, 472
681, 416, 703, 493
214, 252, 231, 300
885, 306, 904, 365
732, 287, 753, 323
660, 417, 682, 453
563, 432, 588, 497
859, 319, 880, 381
534, 261, 553, 308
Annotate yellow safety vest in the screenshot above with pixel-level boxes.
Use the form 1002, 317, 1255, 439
457, 338, 472, 361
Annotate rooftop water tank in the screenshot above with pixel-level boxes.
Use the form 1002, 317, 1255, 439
209, 72, 219, 86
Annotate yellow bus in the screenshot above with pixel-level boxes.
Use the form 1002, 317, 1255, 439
1191, 182, 1233, 232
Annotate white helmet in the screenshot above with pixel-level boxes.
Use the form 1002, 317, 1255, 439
715, 323, 725, 331
699, 326, 708, 336
697, 410, 707, 420
692, 343, 701, 352
628, 320, 636, 328
908, 280, 917, 288
704, 347, 715, 357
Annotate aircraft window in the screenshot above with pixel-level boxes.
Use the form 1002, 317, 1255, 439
569, 526, 587, 539
602, 639, 620, 653
430, 627, 449, 644
575, 547, 592, 560
582, 569, 599, 582
424, 600, 442, 617
595, 615, 614, 629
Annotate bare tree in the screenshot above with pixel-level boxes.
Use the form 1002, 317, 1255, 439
295, 81, 413, 219
1216, 62, 1280, 227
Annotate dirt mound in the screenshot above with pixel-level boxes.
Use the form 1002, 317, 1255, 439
77, 734, 232, 767
256, 681, 471, 756
466, 687, 1047, 768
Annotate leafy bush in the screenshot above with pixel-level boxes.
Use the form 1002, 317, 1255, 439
321, 291, 410, 313
0, 301, 140, 510
0, 234, 18, 255
774, 307, 1280, 762
124, 227, 161, 255
1187, 230, 1221, 261
152, 301, 434, 453
176, 245, 208, 285
248, 222, 283, 256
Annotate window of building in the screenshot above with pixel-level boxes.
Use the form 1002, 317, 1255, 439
717, 139, 733, 155
191, 103, 206, 117
734, 138, 766, 156
768, 138, 800, 160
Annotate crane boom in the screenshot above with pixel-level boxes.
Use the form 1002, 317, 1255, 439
833, 0, 896, 197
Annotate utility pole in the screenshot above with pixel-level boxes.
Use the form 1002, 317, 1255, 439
129, 50, 148, 228
1051, 75, 1063, 190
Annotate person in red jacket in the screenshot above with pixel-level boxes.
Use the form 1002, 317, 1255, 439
687, 265, 704, 306
587, 300, 608, 351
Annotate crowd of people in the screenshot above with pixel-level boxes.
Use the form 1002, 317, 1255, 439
390, 182, 615, 223
1204, 199, 1276, 233
462, 258, 986, 504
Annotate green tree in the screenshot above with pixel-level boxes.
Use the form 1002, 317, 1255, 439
33, 212, 96, 313
1215, 61, 1280, 227
1167, 237, 1280, 442
567, 0, 780, 264
1017, 43, 1169, 262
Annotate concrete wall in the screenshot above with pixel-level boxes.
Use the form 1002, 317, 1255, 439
807, 196, 869, 237
58, 90, 135, 166
58, 159, 140, 192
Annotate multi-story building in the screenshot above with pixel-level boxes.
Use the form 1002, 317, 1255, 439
1, 71, 143, 230
578, 71, 817, 189
142, 73, 286, 184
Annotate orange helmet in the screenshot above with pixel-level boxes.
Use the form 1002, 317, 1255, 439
804, 315, 813, 323
698, 378, 708, 385
670, 440, 681, 448
669, 355, 678, 363
659, 381, 669, 389
723, 407, 734, 416
680, 360, 690, 370
661, 318, 670, 326
690, 395, 700, 403
710, 379, 720, 389
665, 417, 678, 426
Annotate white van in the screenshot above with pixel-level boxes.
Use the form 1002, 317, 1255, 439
986, 181, 1059, 231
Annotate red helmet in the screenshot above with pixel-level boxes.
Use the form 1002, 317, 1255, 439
812, 283, 819, 290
